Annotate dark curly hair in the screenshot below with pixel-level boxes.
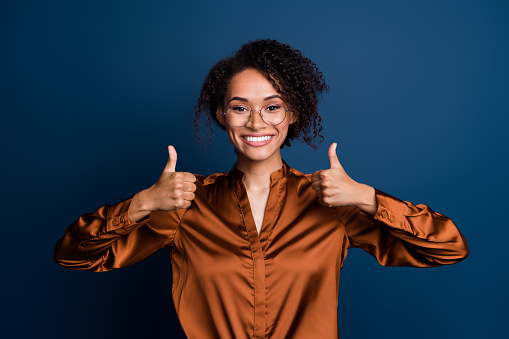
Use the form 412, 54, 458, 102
194, 39, 328, 149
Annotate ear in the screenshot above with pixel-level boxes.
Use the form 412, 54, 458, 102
216, 106, 226, 126
289, 110, 298, 124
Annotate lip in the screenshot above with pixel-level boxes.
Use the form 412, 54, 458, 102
241, 134, 275, 147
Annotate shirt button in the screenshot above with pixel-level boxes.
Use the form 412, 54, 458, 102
381, 210, 388, 218
120, 216, 125, 223
112, 218, 119, 226
388, 215, 395, 223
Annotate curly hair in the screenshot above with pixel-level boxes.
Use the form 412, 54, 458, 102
194, 39, 328, 149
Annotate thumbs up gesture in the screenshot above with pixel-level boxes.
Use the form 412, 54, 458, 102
154, 145, 197, 209
311, 143, 377, 214
128, 145, 197, 222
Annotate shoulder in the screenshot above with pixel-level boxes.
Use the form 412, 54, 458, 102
284, 166, 316, 198
288, 167, 313, 182
193, 171, 234, 186
192, 171, 236, 200
190, 171, 237, 206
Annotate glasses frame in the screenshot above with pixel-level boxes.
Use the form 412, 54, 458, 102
222, 103, 290, 127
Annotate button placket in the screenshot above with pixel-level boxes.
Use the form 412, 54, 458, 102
234, 178, 267, 339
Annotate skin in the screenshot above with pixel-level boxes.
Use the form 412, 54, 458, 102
128, 68, 378, 228
215, 69, 298, 232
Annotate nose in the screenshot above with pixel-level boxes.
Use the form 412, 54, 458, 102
245, 110, 266, 130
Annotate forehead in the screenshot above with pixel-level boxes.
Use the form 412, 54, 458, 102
226, 68, 279, 99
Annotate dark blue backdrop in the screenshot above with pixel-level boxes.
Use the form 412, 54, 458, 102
1, 0, 507, 338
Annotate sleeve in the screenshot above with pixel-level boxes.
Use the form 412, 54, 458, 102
54, 196, 187, 272
338, 189, 469, 267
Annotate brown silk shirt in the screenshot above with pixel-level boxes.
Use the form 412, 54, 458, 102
54, 163, 469, 339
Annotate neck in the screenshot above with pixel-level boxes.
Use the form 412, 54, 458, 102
235, 152, 283, 189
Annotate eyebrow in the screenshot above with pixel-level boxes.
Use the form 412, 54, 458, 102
227, 94, 283, 104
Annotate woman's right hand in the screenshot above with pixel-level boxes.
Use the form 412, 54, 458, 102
128, 145, 197, 222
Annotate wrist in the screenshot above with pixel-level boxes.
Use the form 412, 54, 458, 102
128, 189, 153, 223
356, 184, 378, 215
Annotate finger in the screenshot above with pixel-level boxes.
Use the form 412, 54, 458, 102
181, 191, 195, 201
182, 182, 197, 192
311, 180, 322, 191
174, 200, 192, 210
182, 172, 197, 183
318, 198, 333, 208
164, 145, 178, 173
328, 143, 342, 169
310, 171, 322, 182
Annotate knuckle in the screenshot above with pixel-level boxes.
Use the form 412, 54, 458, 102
184, 172, 195, 181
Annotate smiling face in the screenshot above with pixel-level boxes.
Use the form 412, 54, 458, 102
216, 68, 295, 170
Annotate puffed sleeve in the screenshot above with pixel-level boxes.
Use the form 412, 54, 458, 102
54, 197, 187, 272
339, 189, 468, 267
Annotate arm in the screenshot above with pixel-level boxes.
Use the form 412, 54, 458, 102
54, 145, 197, 272
311, 142, 468, 267
54, 197, 186, 272
339, 189, 469, 267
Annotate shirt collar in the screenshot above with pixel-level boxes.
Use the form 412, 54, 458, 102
230, 160, 290, 181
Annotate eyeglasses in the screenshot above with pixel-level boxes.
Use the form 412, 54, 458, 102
223, 103, 289, 127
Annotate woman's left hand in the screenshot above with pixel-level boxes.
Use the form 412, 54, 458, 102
311, 143, 378, 215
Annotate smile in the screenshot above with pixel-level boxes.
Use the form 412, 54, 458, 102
243, 135, 273, 142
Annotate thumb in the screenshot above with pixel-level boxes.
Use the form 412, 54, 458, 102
328, 142, 342, 169
164, 145, 177, 172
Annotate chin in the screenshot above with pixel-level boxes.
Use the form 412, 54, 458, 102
238, 146, 281, 162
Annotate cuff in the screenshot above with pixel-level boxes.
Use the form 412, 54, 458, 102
106, 198, 150, 234
360, 189, 407, 230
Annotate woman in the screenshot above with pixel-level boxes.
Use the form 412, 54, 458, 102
54, 39, 468, 339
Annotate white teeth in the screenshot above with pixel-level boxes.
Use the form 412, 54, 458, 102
245, 136, 272, 142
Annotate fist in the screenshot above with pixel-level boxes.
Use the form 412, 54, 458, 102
147, 145, 197, 211
311, 143, 366, 208
135, 146, 196, 212
128, 146, 197, 222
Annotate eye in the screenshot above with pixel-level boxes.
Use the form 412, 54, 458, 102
264, 104, 283, 112
230, 105, 249, 113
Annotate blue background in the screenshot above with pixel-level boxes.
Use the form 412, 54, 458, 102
1, 0, 507, 338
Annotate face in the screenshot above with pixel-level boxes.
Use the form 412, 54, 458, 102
216, 68, 295, 165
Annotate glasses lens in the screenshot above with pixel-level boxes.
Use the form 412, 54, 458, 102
224, 104, 287, 127
225, 105, 251, 127
260, 103, 286, 126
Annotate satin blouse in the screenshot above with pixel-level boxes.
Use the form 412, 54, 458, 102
54, 162, 468, 339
